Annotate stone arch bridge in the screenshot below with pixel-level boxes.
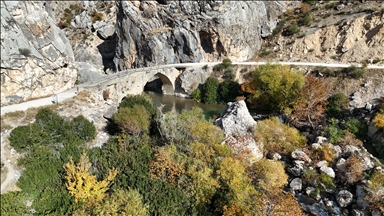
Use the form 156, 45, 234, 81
83, 63, 210, 104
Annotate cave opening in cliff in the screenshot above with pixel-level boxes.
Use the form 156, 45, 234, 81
144, 73, 174, 95
199, 31, 214, 54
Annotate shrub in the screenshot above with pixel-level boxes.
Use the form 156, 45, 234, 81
298, 13, 312, 26
324, 118, 345, 144
91, 11, 103, 23
302, 169, 319, 187
345, 118, 367, 139
18, 48, 31, 56
249, 159, 288, 192
313, 144, 336, 163
213, 64, 225, 72
222, 58, 232, 68
366, 170, 384, 213
113, 105, 150, 135
241, 63, 304, 112
343, 65, 365, 79
9, 123, 48, 152
339, 130, 363, 148
191, 88, 201, 102
202, 77, 219, 104
223, 67, 235, 80
71, 115, 97, 142
343, 154, 364, 184
326, 92, 349, 119
283, 24, 299, 36
253, 117, 307, 155
373, 113, 384, 129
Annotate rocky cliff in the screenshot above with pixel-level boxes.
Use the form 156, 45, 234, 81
113, 1, 298, 70
1, 1, 76, 106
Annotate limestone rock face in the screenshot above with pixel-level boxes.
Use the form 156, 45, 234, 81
215, 100, 263, 160
1, 1, 76, 106
113, 1, 297, 70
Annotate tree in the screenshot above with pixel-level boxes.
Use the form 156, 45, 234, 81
119, 94, 156, 117
113, 105, 150, 135
242, 63, 304, 113
253, 117, 307, 155
291, 74, 330, 128
64, 152, 118, 206
202, 77, 220, 104
218, 80, 240, 103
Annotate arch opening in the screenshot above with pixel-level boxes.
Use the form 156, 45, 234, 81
144, 73, 174, 95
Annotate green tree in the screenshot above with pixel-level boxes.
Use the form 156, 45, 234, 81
242, 63, 304, 113
119, 94, 156, 117
202, 77, 220, 104
218, 80, 240, 103
191, 88, 201, 102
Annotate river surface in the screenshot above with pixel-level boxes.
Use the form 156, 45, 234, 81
145, 91, 226, 119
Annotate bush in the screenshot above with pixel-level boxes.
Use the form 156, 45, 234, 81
71, 115, 97, 142
366, 170, 384, 213
9, 123, 48, 152
253, 117, 307, 155
191, 88, 201, 102
222, 58, 232, 68
344, 65, 365, 79
202, 77, 219, 104
343, 154, 364, 184
373, 113, 384, 129
213, 64, 226, 72
223, 67, 235, 80
298, 13, 312, 26
326, 92, 349, 119
249, 159, 288, 191
324, 118, 345, 144
345, 118, 367, 139
283, 24, 299, 36
113, 105, 151, 135
313, 144, 336, 163
91, 11, 103, 23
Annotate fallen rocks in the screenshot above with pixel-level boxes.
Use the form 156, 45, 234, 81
290, 178, 303, 191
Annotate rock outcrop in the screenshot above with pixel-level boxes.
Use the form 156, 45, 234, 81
276, 12, 384, 65
215, 100, 263, 161
1, 1, 76, 106
113, 1, 298, 70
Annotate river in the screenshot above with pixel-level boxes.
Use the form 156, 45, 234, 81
144, 91, 226, 119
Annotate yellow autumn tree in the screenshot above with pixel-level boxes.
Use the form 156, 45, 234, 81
64, 152, 118, 206
373, 113, 384, 129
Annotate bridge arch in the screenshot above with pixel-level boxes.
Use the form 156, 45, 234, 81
144, 72, 175, 95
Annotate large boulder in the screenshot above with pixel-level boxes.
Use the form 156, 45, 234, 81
215, 100, 262, 160
113, 1, 299, 69
1, 1, 76, 106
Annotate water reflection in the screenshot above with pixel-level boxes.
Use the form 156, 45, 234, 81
144, 91, 226, 119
